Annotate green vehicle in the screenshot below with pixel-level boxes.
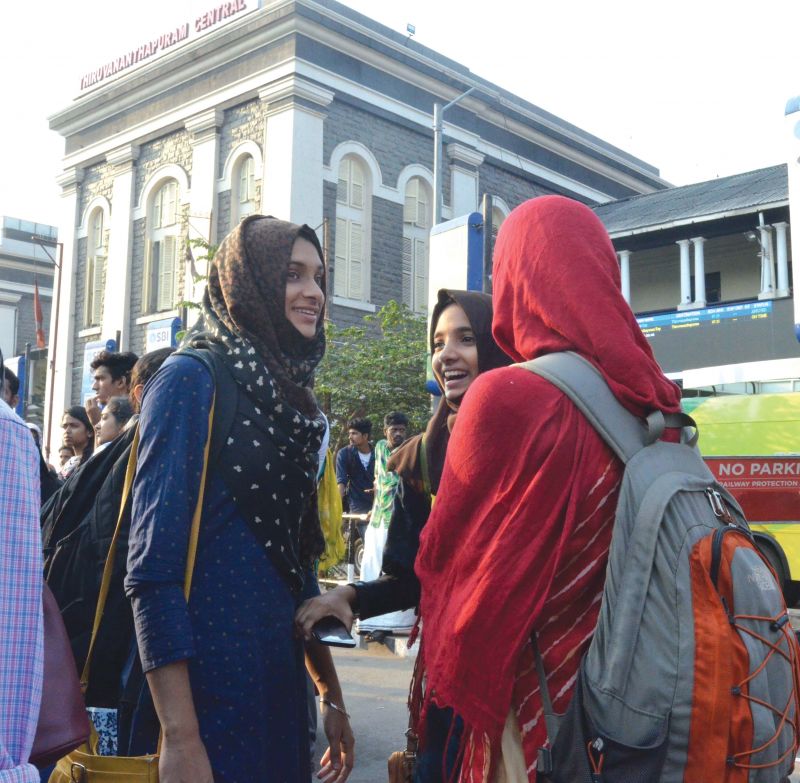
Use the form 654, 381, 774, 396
690, 393, 800, 604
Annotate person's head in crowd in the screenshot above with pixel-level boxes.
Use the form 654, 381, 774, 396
95, 396, 134, 445
61, 405, 94, 460
90, 350, 139, 404
2, 366, 20, 409
129, 347, 176, 412
383, 411, 408, 449
25, 422, 42, 449
347, 417, 372, 452
58, 445, 73, 467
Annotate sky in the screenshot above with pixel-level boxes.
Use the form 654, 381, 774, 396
2, 0, 799, 228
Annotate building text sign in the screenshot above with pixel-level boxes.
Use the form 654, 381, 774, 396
80, 0, 256, 91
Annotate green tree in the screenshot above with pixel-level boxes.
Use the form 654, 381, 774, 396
316, 300, 430, 446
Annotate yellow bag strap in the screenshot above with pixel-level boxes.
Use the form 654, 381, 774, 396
80, 397, 216, 691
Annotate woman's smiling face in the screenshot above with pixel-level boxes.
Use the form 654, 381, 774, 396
431, 303, 479, 404
284, 236, 324, 339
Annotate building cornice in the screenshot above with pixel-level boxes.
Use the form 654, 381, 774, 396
446, 143, 485, 169
107, 143, 141, 170
56, 167, 84, 196
185, 108, 225, 142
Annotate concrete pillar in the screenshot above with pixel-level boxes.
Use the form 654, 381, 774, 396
774, 221, 790, 297
618, 250, 631, 304
259, 76, 334, 234
677, 239, 692, 309
103, 144, 139, 351
185, 109, 223, 302
44, 167, 84, 457
446, 143, 484, 218
691, 237, 706, 307
758, 224, 775, 299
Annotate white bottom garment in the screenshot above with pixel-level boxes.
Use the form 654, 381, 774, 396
493, 709, 529, 783
356, 520, 417, 634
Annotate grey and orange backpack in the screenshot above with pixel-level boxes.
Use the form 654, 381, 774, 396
520, 352, 800, 783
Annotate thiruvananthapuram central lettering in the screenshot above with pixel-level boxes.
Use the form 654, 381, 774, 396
195, 0, 247, 32
80, 24, 190, 90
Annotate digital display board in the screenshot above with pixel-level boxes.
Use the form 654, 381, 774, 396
635, 298, 799, 374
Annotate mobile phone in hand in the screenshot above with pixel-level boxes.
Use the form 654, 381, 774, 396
311, 616, 357, 648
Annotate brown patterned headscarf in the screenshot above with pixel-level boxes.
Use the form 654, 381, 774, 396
183, 215, 327, 592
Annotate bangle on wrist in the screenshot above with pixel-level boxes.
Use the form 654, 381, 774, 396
320, 698, 350, 718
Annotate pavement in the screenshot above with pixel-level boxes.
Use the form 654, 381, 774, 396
314, 642, 415, 782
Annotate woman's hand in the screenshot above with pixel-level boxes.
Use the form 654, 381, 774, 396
295, 585, 356, 640
317, 702, 355, 782
158, 729, 214, 783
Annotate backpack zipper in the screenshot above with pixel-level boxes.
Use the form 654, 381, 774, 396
710, 522, 753, 590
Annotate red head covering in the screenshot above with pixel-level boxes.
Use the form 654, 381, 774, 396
492, 195, 680, 417
415, 196, 680, 781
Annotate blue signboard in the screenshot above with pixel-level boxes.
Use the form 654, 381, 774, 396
636, 300, 773, 336
81, 338, 117, 405
145, 317, 182, 354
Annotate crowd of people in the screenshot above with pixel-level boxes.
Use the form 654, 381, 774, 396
1, 196, 792, 783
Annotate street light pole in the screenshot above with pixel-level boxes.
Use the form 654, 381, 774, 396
433, 86, 477, 225
32, 237, 63, 459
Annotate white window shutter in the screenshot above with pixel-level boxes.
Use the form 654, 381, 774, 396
334, 218, 348, 298
239, 160, 249, 204
417, 188, 429, 229
414, 238, 428, 312
164, 183, 177, 226
337, 159, 349, 205
351, 163, 364, 209
402, 236, 412, 307
85, 257, 95, 326
348, 222, 363, 300
247, 159, 255, 202
158, 236, 176, 311
404, 193, 416, 224
92, 256, 105, 325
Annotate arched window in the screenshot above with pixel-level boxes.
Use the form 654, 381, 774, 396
233, 154, 256, 225
145, 179, 180, 313
334, 156, 370, 301
85, 208, 107, 326
402, 177, 431, 312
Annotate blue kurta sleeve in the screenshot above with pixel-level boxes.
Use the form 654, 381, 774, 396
124, 355, 214, 673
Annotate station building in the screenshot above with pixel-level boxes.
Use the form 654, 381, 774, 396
45, 0, 668, 452
594, 164, 797, 396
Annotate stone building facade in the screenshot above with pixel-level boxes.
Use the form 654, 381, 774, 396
45, 0, 666, 453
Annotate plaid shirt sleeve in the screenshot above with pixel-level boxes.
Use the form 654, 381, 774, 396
0, 401, 44, 783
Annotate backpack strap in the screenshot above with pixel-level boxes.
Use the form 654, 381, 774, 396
516, 351, 697, 463
176, 347, 238, 468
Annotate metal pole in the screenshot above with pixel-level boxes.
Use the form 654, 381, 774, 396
44, 241, 63, 460
22, 342, 31, 420
433, 102, 443, 226
481, 193, 493, 293
432, 87, 478, 226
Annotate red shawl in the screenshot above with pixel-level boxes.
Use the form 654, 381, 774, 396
415, 196, 681, 780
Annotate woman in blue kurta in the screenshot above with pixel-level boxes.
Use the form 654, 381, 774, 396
125, 216, 354, 783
